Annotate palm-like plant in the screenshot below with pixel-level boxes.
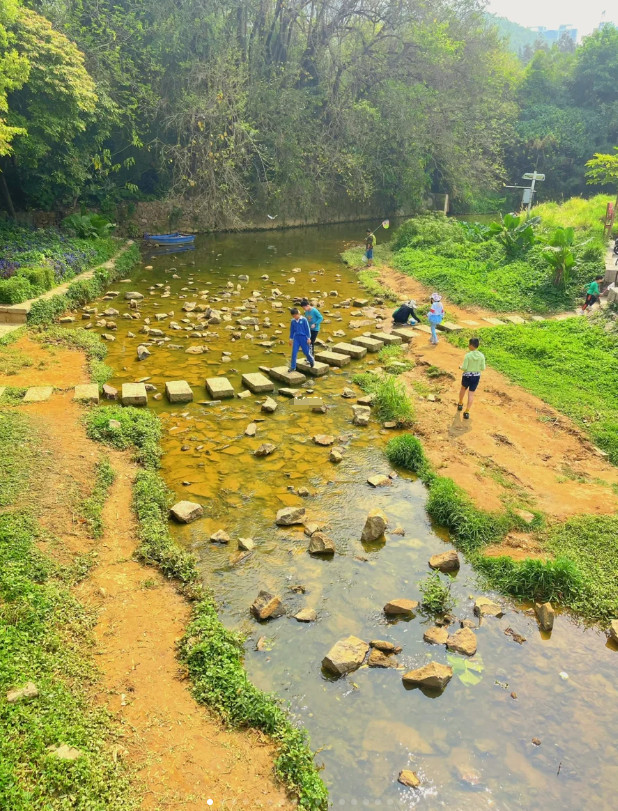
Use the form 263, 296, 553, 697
542, 226, 576, 288
488, 213, 540, 256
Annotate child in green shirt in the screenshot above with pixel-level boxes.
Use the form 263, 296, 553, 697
581, 275, 604, 311
458, 337, 486, 420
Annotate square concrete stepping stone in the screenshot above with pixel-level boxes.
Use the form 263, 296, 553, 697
332, 342, 367, 359
371, 332, 402, 346
351, 336, 383, 352
553, 313, 572, 321
297, 360, 329, 376
165, 380, 193, 403
482, 317, 506, 326
530, 315, 545, 322
206, 377, 234, 399
121, 383, 148, 406
23, 386, 53, 403
242, 372, 275, 393
315, 350, 350, 367
267, 366, 306, 385
411, 325, 432, 336
462, 320, 480, 327
391, 326, 418, 341
504, 315, 527, 325
74, 384, 99, 404
278, 387, 301, 398
437, 321, 463, 333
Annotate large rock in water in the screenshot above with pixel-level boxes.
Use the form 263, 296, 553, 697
308, 532, 335, 556
428, 550, 460, 572
609, 619, 618, 644
423, 626, 449, 645
250, 591, 282, 620
398, 770, 420, 789
446, 627, 477, 656
534, 601, 555, 632
384, 598, 418, 616
275, 506, 306, 526
124, 291, 144, 300
402, 662, 453, 691
473, 596, 503, 618
361, 509, 387, 542
254, 443, 277, 457
170, 501, 203, 524
322, 636, 369, 676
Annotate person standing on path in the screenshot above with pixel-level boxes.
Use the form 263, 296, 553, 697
457, 337, 486, 420
288, 308, 314, 371
427, 293, 444, 344
301, 298, 324, 350
581, 275, 605, 312
365, 230, 375, 267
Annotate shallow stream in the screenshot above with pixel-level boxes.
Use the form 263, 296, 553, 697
87, 224, 618, 810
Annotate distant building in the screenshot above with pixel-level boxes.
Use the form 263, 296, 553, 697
531, 25, 577, 45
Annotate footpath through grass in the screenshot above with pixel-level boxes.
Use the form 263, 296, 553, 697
450, 318, 618, 465
0, 409, 135, 809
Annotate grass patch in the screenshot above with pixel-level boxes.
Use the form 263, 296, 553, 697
0, 347, 33, 376
0, 411, 35, 507
418, 572, 455, 615
33, 326, 113, 388
377, 344, 413, 375
385, 434, 429, 477
85, 406, 162, 469
340, 244, 397, 301
450, 319, 618, 465
352, 372, 414, 426
86, 404, 328, 808
531, 195, 613, 231
79, 457, 115, 539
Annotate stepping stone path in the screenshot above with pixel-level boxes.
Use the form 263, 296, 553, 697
483, 317, 506, 326
331, 342, 367, 359
165, 380, 193, 403
371, 332, 402, 345
242, 372, 274, 393
351, 336, 383, 352
23, 386, 53, 403
504, 315, 527, 325
266, 366, 306, 385
121, 382, 148, 406
314, 350, 350, 367
74, 384, 99, 404
297, 359, 329, 376
206, 377, 234, 399
437, 321, 463, 333
391, 327, 417, 342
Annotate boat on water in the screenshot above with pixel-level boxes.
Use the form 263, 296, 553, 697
143, 232, 196, 246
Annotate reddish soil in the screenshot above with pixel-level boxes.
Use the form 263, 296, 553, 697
0, 335, 89, 388
377, 266, 618, 521
18, 390, 293, 810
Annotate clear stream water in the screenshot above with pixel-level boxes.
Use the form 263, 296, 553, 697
85, 224, 618, 810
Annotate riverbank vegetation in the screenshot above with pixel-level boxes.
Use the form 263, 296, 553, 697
0, 410, 135, 809
352, 371, 414, 426
84, 405, 329, 809
386, 433, 618, 622
389, 196, 609, 313
449, 318, 618, 465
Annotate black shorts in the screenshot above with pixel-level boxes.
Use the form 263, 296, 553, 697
585, 294, 598, 307
461, 373, 481, 392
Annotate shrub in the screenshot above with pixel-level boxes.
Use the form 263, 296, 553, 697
392, 214, 465, 252
17, 265, 55, 292
418, 572, 455, 614
62, 213, 115, 239
0, 276, 32, 304
385, 434, 429, 476
352, 371, 414, 426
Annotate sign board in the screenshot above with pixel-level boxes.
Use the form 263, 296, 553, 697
522, 188, 533, 205
522, 173, 545, 181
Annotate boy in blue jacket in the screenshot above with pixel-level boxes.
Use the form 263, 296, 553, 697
289, 308, 315, 371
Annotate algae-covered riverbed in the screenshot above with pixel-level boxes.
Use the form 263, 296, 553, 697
86, 224, 618, 809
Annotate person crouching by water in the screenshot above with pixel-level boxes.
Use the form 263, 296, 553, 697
458, 337, 486, 420
288, 308, 315, 372
427, 293, 444, 345
301, 298, 323, 350
392, 299, 421, 326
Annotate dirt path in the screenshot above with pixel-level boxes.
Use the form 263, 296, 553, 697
21, 390, 293, 811
375, 267, 618, 523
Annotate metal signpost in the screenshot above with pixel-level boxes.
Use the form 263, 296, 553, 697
504, 171, 546, 214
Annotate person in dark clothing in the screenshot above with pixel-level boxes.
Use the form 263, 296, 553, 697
392, 300, 421, 325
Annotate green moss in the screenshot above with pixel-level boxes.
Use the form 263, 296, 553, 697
377, 344, 413, 375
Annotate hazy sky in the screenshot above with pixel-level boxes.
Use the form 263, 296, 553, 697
485, 0, 617, 38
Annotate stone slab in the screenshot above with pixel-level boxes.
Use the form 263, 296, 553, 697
503, 315, 527, 325
267, 366, 307, 386
351, 336, 383, 352
332, 342, 367, 359
121, 382, 148, 406
206, 377, 235, 399
553, 313, 572, 321
482, 317, 506, 326
242, 372, 275, 393
371, 332, 402, 346
165, 380, 194, 403
23, 386, 53, 403
297, 359, 329, 376
278, 387, 302, 398
436, 321, 463, 333
530, 315, 546, 322
73, 384, 100, 404
412, 325, 433, 335
462, 320, 480, 327
315, 350, 351, 368
391, 326, 418, 342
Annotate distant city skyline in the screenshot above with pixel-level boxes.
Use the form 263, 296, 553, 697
485, 0, 618, 38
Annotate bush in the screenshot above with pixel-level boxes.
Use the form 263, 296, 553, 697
17, 265, 55, 293
352, 372, 414, 426
0, 276, 33, 304
62, 213, 115, 239
392, 214, 465, 252
418, 572, 455, 614
385, 434, 429, 476
426, 477, 505, 552
474, 555, 584, 607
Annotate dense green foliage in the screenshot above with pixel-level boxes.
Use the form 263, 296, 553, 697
385, 434, 429, 476
0, 410, 135, 809
450, 319, 618, 464
91, 405, 328, 807
391, 199, 607, 312
352, 371, 414, 426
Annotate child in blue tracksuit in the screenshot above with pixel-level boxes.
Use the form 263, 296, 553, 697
289, 308, 315, 371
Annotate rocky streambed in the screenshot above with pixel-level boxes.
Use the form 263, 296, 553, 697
73, 224, 618, 810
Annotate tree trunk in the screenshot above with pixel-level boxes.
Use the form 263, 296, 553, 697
0, 172, 16, 218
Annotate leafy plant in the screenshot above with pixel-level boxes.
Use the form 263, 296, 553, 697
352, 371, 414, 426
487, 213, 540, 256
542, 226, 576, 287
62, 213, 116, 239
385, 434, 428, 475
418, 572, 454, 614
